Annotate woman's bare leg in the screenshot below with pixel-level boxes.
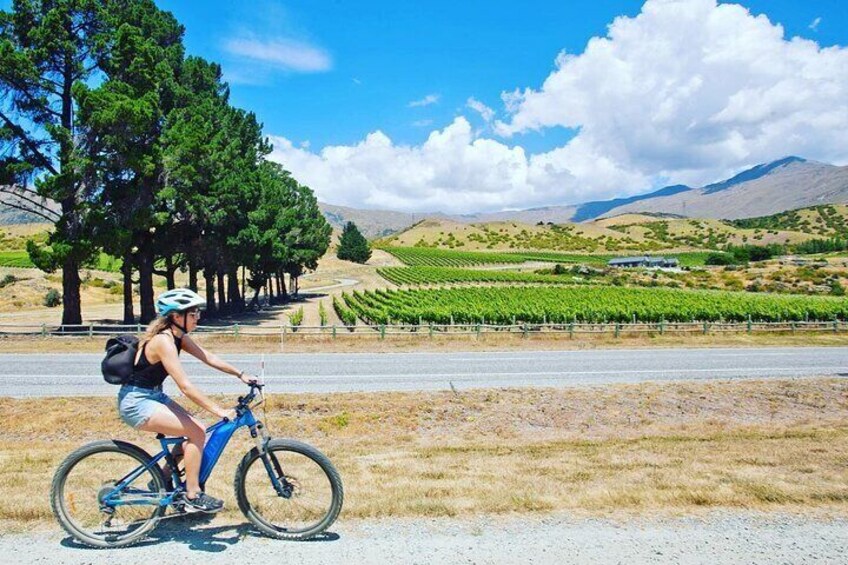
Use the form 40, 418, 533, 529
139, 404, 206, 499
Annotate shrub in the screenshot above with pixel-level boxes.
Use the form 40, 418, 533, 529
0, 274, 16, 288
318, 301, 328, 326
288, 306, 304, 331
705, 253, 735, 266
44, 288, 61, 307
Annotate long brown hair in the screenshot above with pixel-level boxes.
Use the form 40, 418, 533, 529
139, 316, 174, 348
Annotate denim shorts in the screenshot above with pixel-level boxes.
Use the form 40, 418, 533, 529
117, 385, 172, 429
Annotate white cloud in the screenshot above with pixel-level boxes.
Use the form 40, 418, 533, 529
412, 119, 433, 127
495, 0, 848, 187
268, 118, 647, 213
223, 36, 331, 72
408, 94, 440, 108
809, 17, 821, 31
466, 97, 495, 123
269, 0, 848, 213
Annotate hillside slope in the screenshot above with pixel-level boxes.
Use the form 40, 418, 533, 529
599, 158, 848, 220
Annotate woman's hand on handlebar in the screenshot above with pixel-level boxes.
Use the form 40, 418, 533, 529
239, 372, 261, 386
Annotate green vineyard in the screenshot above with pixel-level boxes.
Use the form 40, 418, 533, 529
383, 247, 527, 266
340, 286, 848, 325
383, 247, 714, 267
377, 266, 587, 286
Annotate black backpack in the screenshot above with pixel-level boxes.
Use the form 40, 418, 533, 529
102, 335, 141, 385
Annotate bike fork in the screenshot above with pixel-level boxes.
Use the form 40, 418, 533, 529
251, 423, 292, 498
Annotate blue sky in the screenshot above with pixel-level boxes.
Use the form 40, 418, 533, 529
4, 0, 848, 212
156, 0, 846, 155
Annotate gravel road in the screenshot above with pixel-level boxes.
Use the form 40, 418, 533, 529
2, 346, 847, 397
4, 512, 846, 564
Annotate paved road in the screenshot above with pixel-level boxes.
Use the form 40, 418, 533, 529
1, 347, 846, 397
4, 512, 847, 564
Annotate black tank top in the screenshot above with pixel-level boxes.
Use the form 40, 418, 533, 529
126, 332, 183, 389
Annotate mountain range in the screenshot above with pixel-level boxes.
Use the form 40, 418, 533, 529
318, 156, 848, 237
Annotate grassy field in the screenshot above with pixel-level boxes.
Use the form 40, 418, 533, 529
1, 378, 846, 532
0, 251, 120, 271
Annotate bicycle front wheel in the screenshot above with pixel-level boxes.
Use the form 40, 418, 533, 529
50, 440, 165, 548
235, 438, 343, 540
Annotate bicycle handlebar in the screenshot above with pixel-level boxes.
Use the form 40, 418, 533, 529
236, 382, 264, 412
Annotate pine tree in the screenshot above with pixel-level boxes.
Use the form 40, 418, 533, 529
337, 222, 371, 264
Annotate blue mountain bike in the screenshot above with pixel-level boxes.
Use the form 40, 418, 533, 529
50, 384, 343, 548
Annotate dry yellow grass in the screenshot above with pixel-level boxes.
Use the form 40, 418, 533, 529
2, 330, 848, 354
1, 378, 847, 532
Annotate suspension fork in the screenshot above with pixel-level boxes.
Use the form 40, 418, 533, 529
250, 422, 291, 498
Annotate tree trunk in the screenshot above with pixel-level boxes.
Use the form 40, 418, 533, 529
189, 263, 198, 292
122, 253, 134, 324
228, 268, 241, 312
279, 272, 287, 301
60, 257, 83, 326
165, 255, 176, 289
137, 246, 156, 323
204, 267, 217, 316
216, 270, 226, 314
58, 52, 83, 326
241, 266, 246, 303
248, 286, 261, 310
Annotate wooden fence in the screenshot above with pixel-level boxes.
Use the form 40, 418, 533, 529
0, 320, 847, 339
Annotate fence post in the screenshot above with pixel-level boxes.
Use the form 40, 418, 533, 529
429, 321, 434, 338
834, 318, 839, 333
380, 324, 386, 340
614, 323, 620, 338
41, 323, 46, 338
659, 318, 665, 335
522, 323, 528, 338
791, 321, 796, 334
569, 322, 574, 339
234, 323, 240, 336
137, 323, 141, 334
747, 316, 752, 334
476, 323, 481, 339
332, 324, 337, 339
703, 321, 708, 335
88, 324, 93, 338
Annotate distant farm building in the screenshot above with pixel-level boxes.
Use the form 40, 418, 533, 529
607, 256, 679, 269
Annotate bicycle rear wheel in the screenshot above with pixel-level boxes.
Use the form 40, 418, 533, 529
50, 440, 165, 548
235, 439, 343, 540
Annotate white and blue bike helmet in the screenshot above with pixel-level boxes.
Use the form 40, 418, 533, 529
156, 288, 206, 317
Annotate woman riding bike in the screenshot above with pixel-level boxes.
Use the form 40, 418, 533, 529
117, 288, 257, 513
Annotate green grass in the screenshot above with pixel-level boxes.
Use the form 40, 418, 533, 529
0, 251, 120, 272
0, 251, 34, 268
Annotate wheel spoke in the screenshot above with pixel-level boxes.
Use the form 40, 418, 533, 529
55, 448, 162, 546
240, 445, 338, 535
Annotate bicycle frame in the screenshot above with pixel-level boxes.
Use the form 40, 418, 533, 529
102, 396, 284, 509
